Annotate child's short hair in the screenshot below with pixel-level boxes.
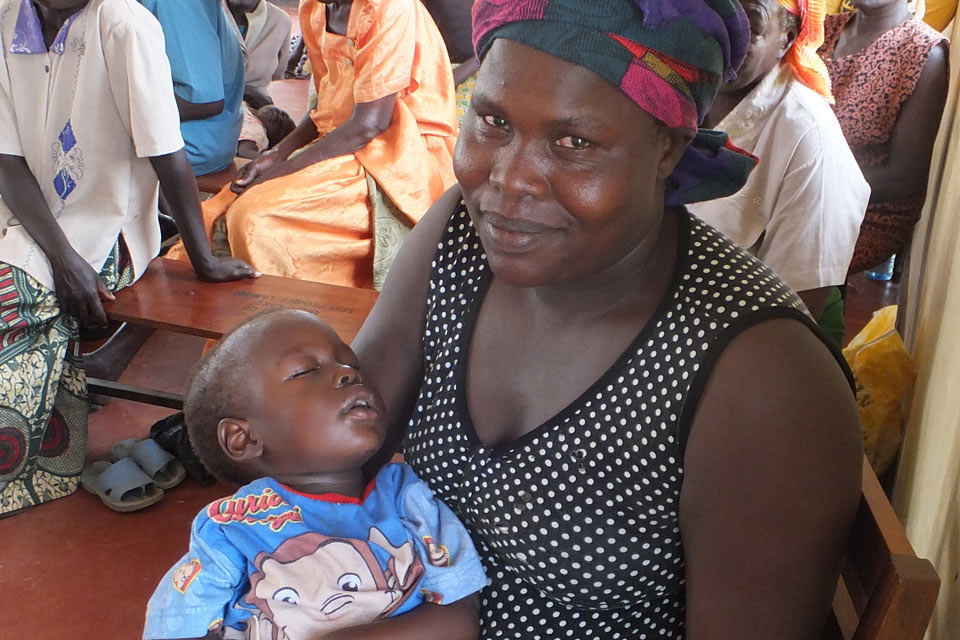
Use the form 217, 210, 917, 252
184, 315, 271, 486
259, 105, 296, 148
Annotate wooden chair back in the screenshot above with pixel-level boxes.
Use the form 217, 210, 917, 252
823, 457, 940, 640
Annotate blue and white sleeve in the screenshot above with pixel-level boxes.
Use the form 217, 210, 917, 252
397, 465, 488, 605
142, 516, 247, 639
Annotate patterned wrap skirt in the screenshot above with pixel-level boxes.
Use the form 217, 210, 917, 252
0, 239, 133, 515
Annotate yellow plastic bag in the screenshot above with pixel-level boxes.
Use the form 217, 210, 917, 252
842, 306, 916, 476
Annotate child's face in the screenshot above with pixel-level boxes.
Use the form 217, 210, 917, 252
241, 313, 387, 478
256, 105, 295, 146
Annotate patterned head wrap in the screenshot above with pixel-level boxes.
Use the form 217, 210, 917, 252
471, 0, 758, 205
776, 0, 834, 102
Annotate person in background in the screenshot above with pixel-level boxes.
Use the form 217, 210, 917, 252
0, 0, 257, 516
688, 0, 868, 343
422, 0, 478, 118
819, 0, 948, 275
139, 0, 245, 176
354, 0, 863, 636
224, 0, 293, 109
169, 0, 458, 291
920, 0, 957, 31
237, 103, 296, 158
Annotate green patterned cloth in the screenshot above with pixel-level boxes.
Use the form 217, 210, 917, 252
0, 239, 133, 515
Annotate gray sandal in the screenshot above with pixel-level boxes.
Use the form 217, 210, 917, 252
110, 438, 186, 490
81, 458, 164, 512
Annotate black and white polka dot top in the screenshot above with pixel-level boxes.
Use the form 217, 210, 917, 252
404, 202, 815, 638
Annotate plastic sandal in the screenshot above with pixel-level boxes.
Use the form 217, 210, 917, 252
80, 458, 164, 512
110, 438, 186, 490
149, 413, 215, 486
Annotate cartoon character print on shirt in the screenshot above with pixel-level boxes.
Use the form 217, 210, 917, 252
171, 558, 203, 593
51, 120, 84, 206
243, 527, 425, 640
422, 535, 450, 567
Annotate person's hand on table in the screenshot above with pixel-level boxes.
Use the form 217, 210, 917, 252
191, 256, 261, 282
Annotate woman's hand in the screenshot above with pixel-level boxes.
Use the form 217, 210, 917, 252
190, 255, 261, 283
51, 251, 115, 328
230, 149, 283, 194
319, 597, 480, 640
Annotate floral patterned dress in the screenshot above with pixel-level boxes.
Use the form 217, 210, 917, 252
819, 13, 946, 274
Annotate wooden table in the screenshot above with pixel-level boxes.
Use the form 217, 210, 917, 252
89, 258, 379, 408
104, 258, 378, 342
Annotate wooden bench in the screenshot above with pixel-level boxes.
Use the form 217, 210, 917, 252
195, 161, 239, 195
823, 456, 940, 639
87, 257, 378, 409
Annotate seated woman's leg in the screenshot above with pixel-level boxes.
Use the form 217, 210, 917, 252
226, 155, 375, 288
0, 242, 134, 514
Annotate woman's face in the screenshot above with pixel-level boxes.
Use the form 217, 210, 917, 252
454, 39, 689, 289
722, 0, 795, 93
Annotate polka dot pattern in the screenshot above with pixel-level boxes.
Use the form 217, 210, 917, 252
405, 204, 805, 638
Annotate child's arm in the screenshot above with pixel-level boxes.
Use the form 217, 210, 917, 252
319, 594, 479, 640
143, 515, 249, 640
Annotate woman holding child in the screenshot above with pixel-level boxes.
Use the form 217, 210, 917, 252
355, 0, 863, 637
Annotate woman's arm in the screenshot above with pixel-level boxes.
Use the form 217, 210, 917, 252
319, 595, 480, 640
0, 153, 114, 327
149, 150, 260, 283
860, 42, 949, 203
453, 57, 480, 87
175, 95, 225, 122
354, 185, 463, 472
680, 318, 862, 639
231, 93, 398, 194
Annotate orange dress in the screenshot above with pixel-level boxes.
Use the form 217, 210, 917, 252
173, 0, 457, 288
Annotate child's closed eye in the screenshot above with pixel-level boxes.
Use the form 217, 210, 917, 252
288, 366, 320, 379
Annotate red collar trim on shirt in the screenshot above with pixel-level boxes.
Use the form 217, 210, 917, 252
279, 477, 377, 504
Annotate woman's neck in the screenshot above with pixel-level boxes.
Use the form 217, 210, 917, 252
324, 0, 352, 35
525, 207, 679, 323
851, 2, 912, 36
705, 82, 757, 129
230, 8, 248, 30
34, 2, 87, 49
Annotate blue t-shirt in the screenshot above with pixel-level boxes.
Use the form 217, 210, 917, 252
137, 0, 243, 175
143, 463, 487, 639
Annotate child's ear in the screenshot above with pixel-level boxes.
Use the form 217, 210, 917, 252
217, 418, 263, 461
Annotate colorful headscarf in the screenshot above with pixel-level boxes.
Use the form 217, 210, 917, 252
471, 0, 758, 205
776, 0, 834, 102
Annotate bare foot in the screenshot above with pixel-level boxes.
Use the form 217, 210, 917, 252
83, 323, 156, 381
